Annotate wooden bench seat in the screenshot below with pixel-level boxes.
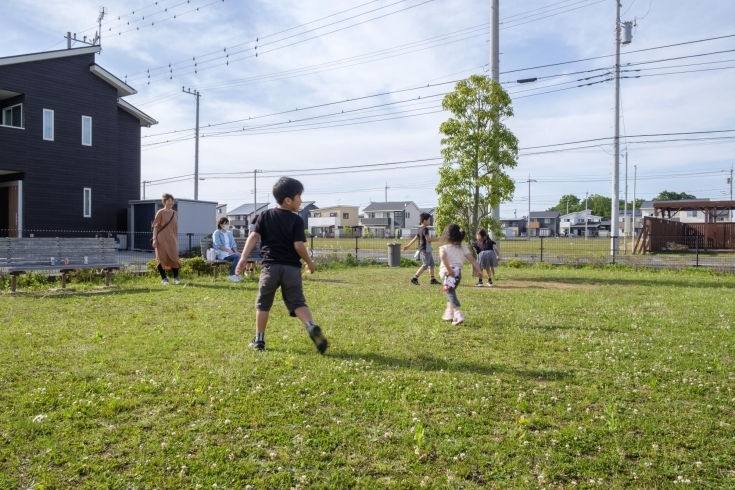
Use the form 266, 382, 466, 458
200, 236, 262, 280
1, 237, 120, 292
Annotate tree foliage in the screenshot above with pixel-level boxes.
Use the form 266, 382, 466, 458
548, 194, 645, 216
653, 190, 697, 201
435, 75, 518, 241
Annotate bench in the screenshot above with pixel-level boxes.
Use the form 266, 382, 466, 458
0, 237, 120, 292
200, 236, 262, 280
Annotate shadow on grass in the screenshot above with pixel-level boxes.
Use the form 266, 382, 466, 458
36, 287, 157, 298
508, 275, 733, 289
329, 351, 574, 381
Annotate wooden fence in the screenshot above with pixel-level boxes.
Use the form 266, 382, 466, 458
635, 217, 735, 253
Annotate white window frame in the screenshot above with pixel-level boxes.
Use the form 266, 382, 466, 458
82, 116, 92, 146
2, 103, 23, 128
83, 188, 92, 218
43, 109, 54, 141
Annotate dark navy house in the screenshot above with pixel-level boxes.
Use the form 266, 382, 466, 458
0, 45, 156, 236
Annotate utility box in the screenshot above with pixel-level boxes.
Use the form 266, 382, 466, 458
387, 243, 402, 267
128, 198, 218, 251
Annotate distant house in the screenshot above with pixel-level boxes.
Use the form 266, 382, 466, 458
309, 205, 360, 237
420, 207, 436, 226
226, 202, 268, 231
215, 204, 227, 226
500, 218, 526, 238
527, 211, 561, 237
0, 45, 157, 235
560, 211, 602, 237
298, 201, 319, 228
360, 201, 423, 237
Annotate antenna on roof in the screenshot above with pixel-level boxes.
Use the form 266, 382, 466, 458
96, 7, 107, 49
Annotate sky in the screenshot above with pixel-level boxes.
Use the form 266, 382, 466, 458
3, 0, 735, 218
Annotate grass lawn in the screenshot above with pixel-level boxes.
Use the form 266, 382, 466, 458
1, 266, 735, 488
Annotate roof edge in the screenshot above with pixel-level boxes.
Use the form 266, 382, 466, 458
90, 64, 137, 96
117, 99, 158, 127
0, 46, 100, 67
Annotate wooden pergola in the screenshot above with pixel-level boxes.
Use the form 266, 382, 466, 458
634, 200, 735, 253
654, 200, 735, 222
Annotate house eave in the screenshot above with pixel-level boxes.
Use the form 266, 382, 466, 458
90, 64, 137, 97
117, 99, 158, 127
0, 46, 101, 67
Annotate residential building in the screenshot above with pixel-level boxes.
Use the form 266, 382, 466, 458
560, 211, 602, 237
309, 205, 360, 236
0, 45, 157, 235
420, 207, 436, 226
500, 218, 526, 238
298, 201, 319, 228
527, 211, 561, 237
226, 202, 268, 231
360, 201, 423, 237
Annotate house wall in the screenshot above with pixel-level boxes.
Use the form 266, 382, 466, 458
0, 53, 140, 231
310, 206, 359, 228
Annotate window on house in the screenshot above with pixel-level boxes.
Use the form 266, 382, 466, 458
329, 212, 337, 217
313, 213, 321, 218
686, 211, 698, 217
407, 212, 410, 218
368, 213, 375, 218
82, 116, 92, 146
83, 188, 92, 217
544, 218, 551, 224
43, 109, 54, 140
2, 104, 23, 128
342, 213, 349, 219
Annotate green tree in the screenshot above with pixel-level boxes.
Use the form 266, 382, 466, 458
585, 194, 612, 217
549, 194, 583, 214
435, 75, 518, 240
653, 190, 697, 201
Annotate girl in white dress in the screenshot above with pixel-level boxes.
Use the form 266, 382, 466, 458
438, 224, 483, 325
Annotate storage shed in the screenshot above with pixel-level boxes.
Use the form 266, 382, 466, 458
128, 198, 217, 251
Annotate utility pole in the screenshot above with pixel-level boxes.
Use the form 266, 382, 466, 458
489, 0, 501, 239
610, 0, 622, 257
526, 175, 536, 238
585, 191, 589, 240
611, 4, 634, 256
182, 87, 201, 199
623, 152, 628, 253
385, 183, 390, 202
253, 169, 263, 222
632, 165, 637, 241
727, 165, 733, 221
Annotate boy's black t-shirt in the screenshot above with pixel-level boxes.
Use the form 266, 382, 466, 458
253, 208, 306, 268
418, 226, 430, 252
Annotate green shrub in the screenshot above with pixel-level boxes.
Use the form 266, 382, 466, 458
505, 259, 529, 268
185, 256, 210, 275
400, 257, 420, 267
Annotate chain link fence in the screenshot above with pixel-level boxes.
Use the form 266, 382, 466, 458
2, 230, 735, 271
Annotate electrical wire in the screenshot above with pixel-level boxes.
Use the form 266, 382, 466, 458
500, 0, 606, 30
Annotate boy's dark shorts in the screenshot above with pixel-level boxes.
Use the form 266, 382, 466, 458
256, 264, 307, 317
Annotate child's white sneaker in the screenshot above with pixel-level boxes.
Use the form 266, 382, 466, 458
452, 311, 465, 326
229, 275, 242, 283
442, 308, 454, 321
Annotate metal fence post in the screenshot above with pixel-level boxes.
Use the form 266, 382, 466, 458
355, 236, 359, 261
696, 236, 700, 268
540, 236, 544, 262
310, 235, 314, 258
187, 233, 193, 257
612, 236, 616, 265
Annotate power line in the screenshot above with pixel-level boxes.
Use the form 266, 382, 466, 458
127, 0, 435, 83
108, 0, 226, 39
500, 0, 606, 30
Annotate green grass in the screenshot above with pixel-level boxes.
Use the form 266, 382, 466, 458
1, 266, 735, 488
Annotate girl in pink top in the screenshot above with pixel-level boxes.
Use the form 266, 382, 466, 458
438, 224, 483, 325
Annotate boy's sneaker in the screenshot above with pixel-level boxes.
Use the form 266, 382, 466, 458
249, 338, 265, 351
430, 278, 441, 285
410, 277, 419, 286
442, 308, 454, 321
229, 275, 242, 283
161, 278, 170, 285
173, 277, 181, 285
307, 324, 328, 354
452, 311, 465, 326
475, 280, 483, 287
486, 279, 494, 287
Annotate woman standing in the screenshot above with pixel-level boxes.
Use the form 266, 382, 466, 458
152, 193, 181, 285
472, 229, 500, 287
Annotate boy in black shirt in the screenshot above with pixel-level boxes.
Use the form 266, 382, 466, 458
236, 177, 328, 354
402, 213, 440, 285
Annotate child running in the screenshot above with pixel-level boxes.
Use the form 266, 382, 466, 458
439, 224, 483, 326
472, 229, 501, 287
235, 177, 328, 354
402, 212, 441, 286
